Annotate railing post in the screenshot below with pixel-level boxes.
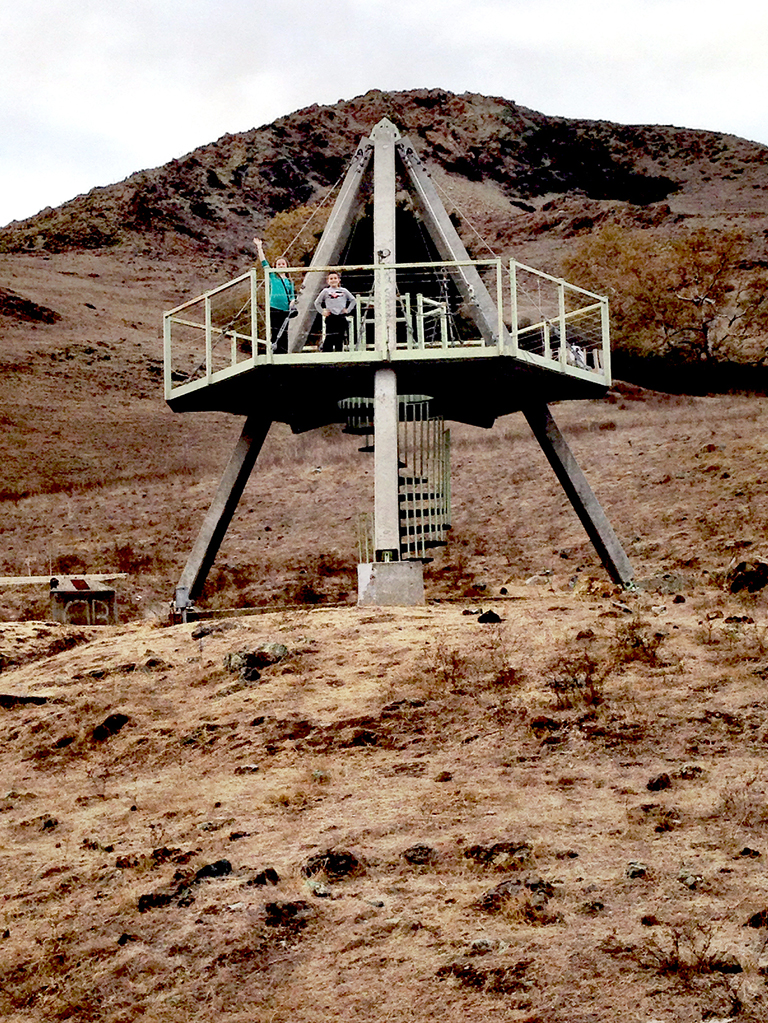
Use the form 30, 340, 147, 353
163, 314, 173, 399
601, 297, 611, 383
250, 268, 258, 363
558, 281, 568, 369
496, 259, 504, 354
205, 295, 212, 382
509, 261, 519, 357
543, 321, 551, 361
264, 271, 273, 364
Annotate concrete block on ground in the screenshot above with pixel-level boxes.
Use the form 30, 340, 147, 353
357, 562, 425, 606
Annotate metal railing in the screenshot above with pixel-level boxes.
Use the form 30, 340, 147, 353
163, 259, 611, 400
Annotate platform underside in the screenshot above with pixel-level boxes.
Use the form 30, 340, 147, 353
167, 355, 608, 431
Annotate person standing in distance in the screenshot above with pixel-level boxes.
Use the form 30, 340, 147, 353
254, 237, 295, 353
313, 272, 356, 352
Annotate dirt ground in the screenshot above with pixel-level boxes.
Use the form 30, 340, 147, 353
2, 246, 768, 1021
1, 576, 768, 1022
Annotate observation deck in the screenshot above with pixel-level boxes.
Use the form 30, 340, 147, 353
164, 257, 611, 431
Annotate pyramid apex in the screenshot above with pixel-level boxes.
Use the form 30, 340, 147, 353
370, 117, 401, 140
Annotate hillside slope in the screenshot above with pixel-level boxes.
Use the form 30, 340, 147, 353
2, 592, 768, 1022
2, 88, 766, 270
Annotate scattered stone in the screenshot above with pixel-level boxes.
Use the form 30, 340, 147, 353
248, 867, 280, 887
626, 861, 648, 879
554, 850, 579, 860
223, 644, 288, 679
195, 859, 232, 881
469, 937, 496, 955
710, 952, 743, 974
636, 572, 691, 595
264, 900, 313, 929
92, 713, 130, 742
435, 770, 453, 782
197, 818, 236, 832
744, 908, 768, 929
252, 642, 289, 667
117, 933, 139, 946
477, 610, 502, 624
677, 866, 701, 890
647, 773, 672, 791
738, 847, 761, 858
306, 878, 333, 897
228, 831, 249, 842
678, 764, 704, 780
1, 928, 10, 939
726, 558, 768, 594
303, 849, 362, 881
234, 764, 260, 774
576, 629, 595, 640
462, 608, 481, 616
143, 656, 171, 671
641, 914, 660, 926
464, 841, 532, 871
579, 900, 605, 916
402, 844, 438, 866
0, 694, 47, 709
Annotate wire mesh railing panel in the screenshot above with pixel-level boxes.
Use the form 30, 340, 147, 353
167, 295, 209, 386
208, 277, 259, 373
510, 262, 609, 377
164, 259, 610, 397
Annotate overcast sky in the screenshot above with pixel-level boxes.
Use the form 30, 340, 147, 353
2, 0, 766, 228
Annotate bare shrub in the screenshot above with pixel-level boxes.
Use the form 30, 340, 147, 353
713, 772, 768, 828
547, 645, 606, 709
611, 616, 665, 667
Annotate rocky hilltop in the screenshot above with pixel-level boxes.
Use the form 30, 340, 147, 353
2, 88, 766, 268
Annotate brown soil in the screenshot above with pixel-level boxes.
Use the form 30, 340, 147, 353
1, 87, 768, 1022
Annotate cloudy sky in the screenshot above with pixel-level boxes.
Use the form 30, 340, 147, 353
2, 0, 766, 228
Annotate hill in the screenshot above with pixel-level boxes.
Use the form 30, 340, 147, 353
2, 87, 767, 267
1, 86, 768, 1022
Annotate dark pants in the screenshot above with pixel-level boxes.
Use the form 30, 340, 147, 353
271, 309, 289, 353
323, 313, 350, 352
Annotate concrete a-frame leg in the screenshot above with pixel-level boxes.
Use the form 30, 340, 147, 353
174, 416, 271, 613
523, 404, 634, 587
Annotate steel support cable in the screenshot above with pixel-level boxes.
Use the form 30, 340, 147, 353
429, 175, 499, 259
279, 165, 350, 261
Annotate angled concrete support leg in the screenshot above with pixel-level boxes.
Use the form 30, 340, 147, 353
175, 416, 271, 608
522, 404, 634, 587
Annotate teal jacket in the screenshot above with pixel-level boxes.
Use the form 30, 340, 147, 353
261, 259, 295, 312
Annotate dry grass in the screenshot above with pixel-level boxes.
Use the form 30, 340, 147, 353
2, 248, 768, 1021
1, 590, 768, 1022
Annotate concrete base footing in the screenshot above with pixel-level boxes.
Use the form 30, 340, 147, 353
357, 562, 425, 606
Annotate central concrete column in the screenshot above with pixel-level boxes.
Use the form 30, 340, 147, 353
373, 367, 400, 558
358, 119, 424, 605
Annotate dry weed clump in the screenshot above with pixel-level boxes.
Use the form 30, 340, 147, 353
610, 616, 667, 668
713, 772, 768, 829
546, 644, 606, 711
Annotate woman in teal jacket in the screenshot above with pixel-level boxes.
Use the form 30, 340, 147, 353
254, 237, 295, 353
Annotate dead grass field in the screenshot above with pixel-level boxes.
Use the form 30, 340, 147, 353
2, 248, 768, 1021
2, 588, 768, 1023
